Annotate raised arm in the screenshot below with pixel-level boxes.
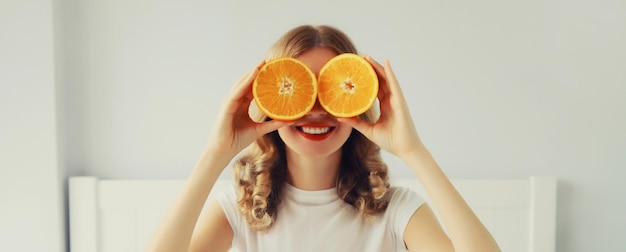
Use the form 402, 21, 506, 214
146, 61, 290, 252
339, 57, 500, 252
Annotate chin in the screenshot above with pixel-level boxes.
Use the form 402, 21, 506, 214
292, 144, 342, 158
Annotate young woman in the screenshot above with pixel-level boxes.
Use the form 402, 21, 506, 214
147, 25, 500, 252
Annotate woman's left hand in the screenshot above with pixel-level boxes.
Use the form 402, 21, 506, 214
338, 57, 424, 160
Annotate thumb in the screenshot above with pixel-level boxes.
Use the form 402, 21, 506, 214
256, 120, 293, 136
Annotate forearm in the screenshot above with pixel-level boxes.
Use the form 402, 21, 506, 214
146, 147, 231, 252
401, 146, 500, 252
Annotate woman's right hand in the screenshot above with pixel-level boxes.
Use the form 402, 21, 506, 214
149, 63, 287, 252
205, 61, 291, 160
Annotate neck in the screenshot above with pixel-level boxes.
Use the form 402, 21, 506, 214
285, 148, 342, 191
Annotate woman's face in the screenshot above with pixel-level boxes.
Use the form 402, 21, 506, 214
277, 47, 354, 158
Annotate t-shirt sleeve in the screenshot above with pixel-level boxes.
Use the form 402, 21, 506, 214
387, 186, 427, 244
215, 185, 242, 230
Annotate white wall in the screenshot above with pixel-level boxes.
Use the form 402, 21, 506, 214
2, 0, 624, 251
0, 0, 64, 251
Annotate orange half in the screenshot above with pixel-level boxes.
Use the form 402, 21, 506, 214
317, 53, 379, 117
252, 58, 318, 120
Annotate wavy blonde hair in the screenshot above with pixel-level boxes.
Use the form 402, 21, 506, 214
233, 25, 390, 231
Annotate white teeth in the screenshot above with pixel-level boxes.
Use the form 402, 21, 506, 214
301, 127, 331, 135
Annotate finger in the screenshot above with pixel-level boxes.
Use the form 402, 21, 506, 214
364, 56, 387, 84
232, 60, 265, 93
229, 61, 264, 101
364, 55, 385, 76
256, 60, 266, 69
382, 60, 414, 118
364, 56, 391, 101
383, 60, 405, 99
221, 62, 264, 114
337, 117, 373, 139
256, 119, 293, 136
229, 68, 253, 92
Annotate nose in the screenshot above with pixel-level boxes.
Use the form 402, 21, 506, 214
307, 100, 328, 117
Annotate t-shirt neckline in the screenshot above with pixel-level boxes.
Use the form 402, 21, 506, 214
284, 183, 339, 206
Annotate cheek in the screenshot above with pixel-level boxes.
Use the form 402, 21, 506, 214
336, 125, 353, 142
277, 127, 301, 148
277, 127, 294, 142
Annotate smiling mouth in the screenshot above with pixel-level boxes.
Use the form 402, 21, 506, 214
295, 126, 335, 140
298, 126, 332, 134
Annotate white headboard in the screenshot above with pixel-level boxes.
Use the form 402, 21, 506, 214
69, 176, 556, 252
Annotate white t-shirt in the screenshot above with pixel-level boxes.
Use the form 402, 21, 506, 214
217, 183, 425, 252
